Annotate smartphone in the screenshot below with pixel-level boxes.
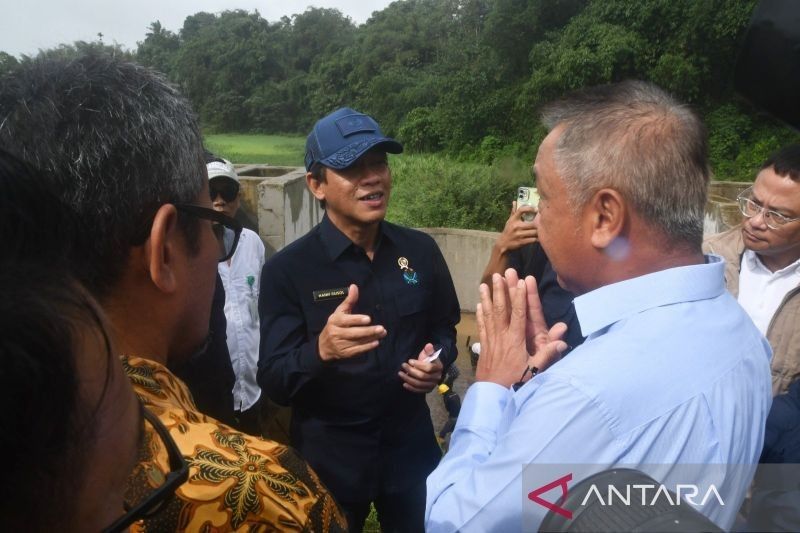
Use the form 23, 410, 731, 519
517, 186, 540, 222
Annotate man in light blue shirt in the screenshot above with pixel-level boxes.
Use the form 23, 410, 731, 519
425, 81, 773, 532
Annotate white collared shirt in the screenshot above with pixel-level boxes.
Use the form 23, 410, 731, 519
218, 228, 266, 411
738, 249, 800, 335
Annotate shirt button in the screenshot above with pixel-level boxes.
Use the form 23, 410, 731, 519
375, 304, 382, 310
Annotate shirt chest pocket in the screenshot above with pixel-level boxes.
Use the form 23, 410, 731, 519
394, 288, 431, 318
306, 301, 340, 335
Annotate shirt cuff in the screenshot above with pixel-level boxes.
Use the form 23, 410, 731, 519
456, 381, 512, 432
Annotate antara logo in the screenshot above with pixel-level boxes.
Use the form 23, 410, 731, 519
528, 473, 725, 519
581, 483, 725, 507
528, 473, 573, 519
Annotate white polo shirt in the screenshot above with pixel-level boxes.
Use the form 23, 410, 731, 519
218, 228, 266, 411
738, 249, 800, 335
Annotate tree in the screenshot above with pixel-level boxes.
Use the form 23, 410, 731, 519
0, 52, 19, 77
137, 21, 180, 75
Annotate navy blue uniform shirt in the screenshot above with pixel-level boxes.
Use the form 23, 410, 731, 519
258, 215, 460, 501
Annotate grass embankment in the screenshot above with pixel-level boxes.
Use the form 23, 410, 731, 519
204, 133, 305, 166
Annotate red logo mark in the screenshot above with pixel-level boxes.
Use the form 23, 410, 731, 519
528, 473, 573, 519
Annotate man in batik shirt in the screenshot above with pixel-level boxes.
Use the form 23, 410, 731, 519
0, 52, 346, 531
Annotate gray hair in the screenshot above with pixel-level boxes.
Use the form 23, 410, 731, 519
541, 80, 709, 249
0, 51, 206, 297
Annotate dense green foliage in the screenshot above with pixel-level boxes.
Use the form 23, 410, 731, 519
388, 154, 527, 230
5, 0, 800, 229
129, 0, 796, 182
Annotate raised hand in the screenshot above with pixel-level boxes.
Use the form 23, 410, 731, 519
475, 272, 567, 388
318, 284, 387, 361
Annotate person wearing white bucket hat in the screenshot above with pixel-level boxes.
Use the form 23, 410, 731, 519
207, 156, 266, 436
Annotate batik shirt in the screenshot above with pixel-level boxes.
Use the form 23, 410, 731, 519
122, 355, 346, 532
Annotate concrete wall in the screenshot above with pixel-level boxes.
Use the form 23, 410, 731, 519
704, 180, 748, 235
253, 167, 324, 256
421, 228, 498, 312
243, 164, 748, 311
234, 165, 301, 234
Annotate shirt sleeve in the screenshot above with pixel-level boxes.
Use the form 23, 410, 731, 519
425, 378, 618, 532
428, 240, 461, 368
257, 257, 327, 406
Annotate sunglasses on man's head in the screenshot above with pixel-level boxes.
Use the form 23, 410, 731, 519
209, 180, 239, 202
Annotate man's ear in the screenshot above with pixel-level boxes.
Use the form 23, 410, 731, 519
586, 188, 627, 249
143, 204, 180, 294
306, 172, 325, 202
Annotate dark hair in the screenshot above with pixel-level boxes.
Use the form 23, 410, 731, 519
0, 148, 74, 263
761, 144, 800, 181
541, 80, 709, 250
0, 51, 206, 299
0, 266, 115, 530
0, 149, 115, 530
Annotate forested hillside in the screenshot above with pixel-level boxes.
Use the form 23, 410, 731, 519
2, 0, 799, 181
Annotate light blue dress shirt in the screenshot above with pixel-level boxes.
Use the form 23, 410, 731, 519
426, 255, 772, 532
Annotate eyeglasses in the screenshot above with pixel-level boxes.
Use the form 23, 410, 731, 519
737, 186, 800, 230
102, 406, 189, 533
175, 204, 242, 262
209, 180, 239, 202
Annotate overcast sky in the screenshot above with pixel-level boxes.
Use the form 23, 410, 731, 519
2, 0, 395, 58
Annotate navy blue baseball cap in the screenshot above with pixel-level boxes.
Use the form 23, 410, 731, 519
304, 107, 403, 171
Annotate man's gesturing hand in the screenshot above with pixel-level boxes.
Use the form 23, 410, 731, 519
318, 284, 387, 362
399, 343, 444, 393
475, 271, 567, 388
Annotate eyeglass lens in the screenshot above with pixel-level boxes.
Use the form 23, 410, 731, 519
209, 182, 238, 202
740, 197, 789, 229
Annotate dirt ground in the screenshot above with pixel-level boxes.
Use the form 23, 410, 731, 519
426, 312, 478, 447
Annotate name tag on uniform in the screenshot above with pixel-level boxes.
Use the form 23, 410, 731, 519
313, 287, 348, 303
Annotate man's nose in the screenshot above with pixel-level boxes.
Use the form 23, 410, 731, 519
749, 207, 768, 228
360, 170, 381, 184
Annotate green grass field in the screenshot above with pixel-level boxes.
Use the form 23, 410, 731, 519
204, 133, 305, 166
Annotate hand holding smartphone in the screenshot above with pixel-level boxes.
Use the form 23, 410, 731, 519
517, 186, 539, 222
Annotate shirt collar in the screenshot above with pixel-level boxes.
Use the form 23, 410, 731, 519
743, 249, 800, 276
574, 254, 726, 338
319, 214, 394, 261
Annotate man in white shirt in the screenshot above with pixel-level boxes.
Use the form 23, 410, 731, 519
208, 158, 267, 435
704, 144, 800, 395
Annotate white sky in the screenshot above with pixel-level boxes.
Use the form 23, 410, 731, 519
1, 0, 395, 58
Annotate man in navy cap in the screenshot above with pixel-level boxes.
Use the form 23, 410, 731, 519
258, 107, 460, 532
